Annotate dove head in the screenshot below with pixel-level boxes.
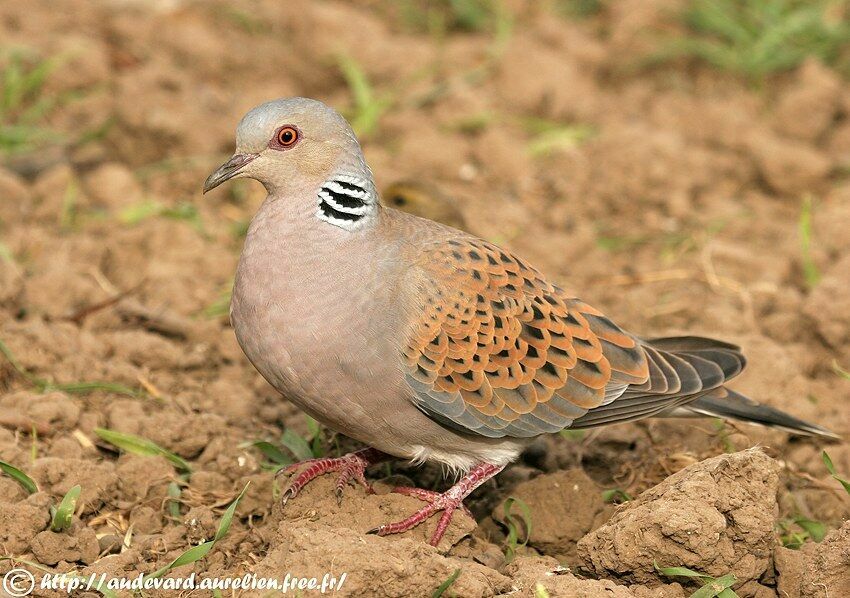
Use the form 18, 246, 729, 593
204, 98, 378, 229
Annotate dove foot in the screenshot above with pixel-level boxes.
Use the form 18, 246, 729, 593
368, 462, 504, 547
390, 486, 475, 519
278, 447, 388, 505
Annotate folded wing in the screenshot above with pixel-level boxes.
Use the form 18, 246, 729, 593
403, 237, 654, 438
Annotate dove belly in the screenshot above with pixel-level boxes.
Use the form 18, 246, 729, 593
230, 246, 525, 471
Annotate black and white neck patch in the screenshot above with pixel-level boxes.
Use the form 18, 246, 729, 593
317, 175, 373, 230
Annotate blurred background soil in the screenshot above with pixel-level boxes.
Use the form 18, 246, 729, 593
0, 1, 849, 596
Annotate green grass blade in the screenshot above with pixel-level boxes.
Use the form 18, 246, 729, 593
654, 562, 710, 579
241, 440, 293, 466
559, 429, 585, 441
833, 360, 850, 380
304, 415, 325, 457
336, 53, 393, 137
304, 415, 320, 438
527, 125, 595, 157
658, 0, 850, 81
432, 568, 461, 598
0, 52, 70, 155
147, 482, 249, 580
799, 195, 820, 288
0, 337, 141, 396
94, 428, 192, 473
0, 337, 39, 383
602, 488, 633, 503
281, 428, 314, 461
149, 540, 214, 579
503, 496, 533, 562
50, 484, 81, 532
19, 55, 60, 100
119, 200, 164, 225
2, 56, 25, 113
691, 573, 738, 598
533, 583, 551, 598
337, 54, 372, 112
794, 517, 827, 542
0, 241, 15, 264
0, 459, 39, 494
213, 483, 249, 541
687, 0, 754, 46
823, 451, 850, 495
201, 283, 233, 319
656, 562, 739, 597
167, 480, 183, 519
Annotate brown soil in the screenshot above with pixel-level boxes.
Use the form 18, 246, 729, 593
0, 1, 849, 597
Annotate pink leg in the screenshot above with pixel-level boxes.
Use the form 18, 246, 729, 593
278, 447, 388, 505
369, 463, 504, 546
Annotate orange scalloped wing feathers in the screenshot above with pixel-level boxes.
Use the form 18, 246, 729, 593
403, 237, 650, 438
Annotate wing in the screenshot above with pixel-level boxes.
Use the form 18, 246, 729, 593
567, 337, 746, 429
401, 236, 651, 438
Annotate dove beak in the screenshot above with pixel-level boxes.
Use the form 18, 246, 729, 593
203, 153, 258, 193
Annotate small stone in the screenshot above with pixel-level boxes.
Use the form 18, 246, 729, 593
748, 132, 831, 196
97, 533, 123, 555
774, 59, 842, 142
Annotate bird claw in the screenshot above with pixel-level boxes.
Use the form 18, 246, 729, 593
370, 488, 465, 546
391, 486, 474, 518
335, 491, 344, 506
276, 448, 385, 507
365, 463, 504, 546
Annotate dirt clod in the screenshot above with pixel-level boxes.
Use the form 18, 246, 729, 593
274, 475, 476, 552
31, 527, 100, 565
254, 519, 511, 598
775, 520, 850, 598
774, 59, 842, 143
493, 468, 609, 563
749, 132, 832, 196
0, 492, 52, 554
577, 448, 780, 587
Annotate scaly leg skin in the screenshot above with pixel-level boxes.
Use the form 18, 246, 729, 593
278, 447, 388, 505
390, 486, 474, 519
369, 463, 505, 547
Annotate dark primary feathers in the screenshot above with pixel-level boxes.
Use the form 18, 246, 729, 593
402, 236, 837, 440
568, 336, 745, 429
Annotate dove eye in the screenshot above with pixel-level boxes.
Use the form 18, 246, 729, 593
272, 125, 300, 149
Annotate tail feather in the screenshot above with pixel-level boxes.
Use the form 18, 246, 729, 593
685, 387, 840, 440
577, 335, 839, 440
